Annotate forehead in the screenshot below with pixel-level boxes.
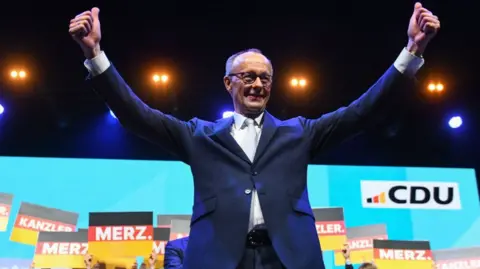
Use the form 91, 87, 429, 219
232, 52, 272, 73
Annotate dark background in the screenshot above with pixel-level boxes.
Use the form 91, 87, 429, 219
0, 1, 478, 194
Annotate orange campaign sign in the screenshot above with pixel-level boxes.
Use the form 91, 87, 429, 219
334, 224, 388, 265
373, 239, 433, 269
10, 202, 78, 245
33, 230, 88, 268
312, 207, 346, 251
88, 211, 154, 260
433, 246, 480, 269
156, 214, 191, 228
169, 219, 190, 240
0, 193, 13, 232
150, 227, 170, 269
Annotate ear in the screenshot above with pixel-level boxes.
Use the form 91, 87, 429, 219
224, 76, 232, 94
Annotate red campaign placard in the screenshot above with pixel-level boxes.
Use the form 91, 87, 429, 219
88, 225, 153, 241
35, 242, 88, 255
0, 204, 11, 217
374, 248, 433, 261
15, 215, 76, 232
334, 235, 388, 253
315, 221, 346, 236
169, 232, 188, 241
435, 258, 480, 268
153, 240, 167, 255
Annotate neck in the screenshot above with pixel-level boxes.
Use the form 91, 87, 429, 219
236, 109, 264, 119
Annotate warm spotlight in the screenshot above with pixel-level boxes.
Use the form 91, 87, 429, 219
10, 69, 27, 80
290, 77, 307, 88
152, 73, 168, 84
427, 82, 444, 92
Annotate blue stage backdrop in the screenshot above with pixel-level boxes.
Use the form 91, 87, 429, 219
0, 157, 479, 268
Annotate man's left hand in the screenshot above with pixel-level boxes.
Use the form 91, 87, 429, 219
407, 2, 441, 56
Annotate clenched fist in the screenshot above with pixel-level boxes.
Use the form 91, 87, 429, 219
69, 7, 102, 59
341, 243, 350, 259
148, 250, 158, 269
84, 253, 93, 269
407, 2, 441, 55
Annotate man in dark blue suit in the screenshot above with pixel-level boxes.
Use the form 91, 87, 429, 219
69, 3, 440, 268
164, 237, 190, 269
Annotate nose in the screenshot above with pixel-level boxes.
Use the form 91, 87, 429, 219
252, 77, 263, 88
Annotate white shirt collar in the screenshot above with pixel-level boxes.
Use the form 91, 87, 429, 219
233, 112, 264, 129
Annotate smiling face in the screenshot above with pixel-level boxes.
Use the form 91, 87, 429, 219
223, 51, 273, 117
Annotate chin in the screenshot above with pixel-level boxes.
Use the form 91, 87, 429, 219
245, 104, 265, 114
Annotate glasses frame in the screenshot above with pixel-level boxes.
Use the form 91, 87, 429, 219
228, 72, 273, 86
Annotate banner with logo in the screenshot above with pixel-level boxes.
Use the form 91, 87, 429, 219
150, 227, 170, 269
334, 224, 388, 265
33, 230, 87, 268
361, 180, 461, 210
373, 239, 433, 269
10, 202, 78, 245
1, 158, 479, 269
433, 247, 480, 268
88, 212, 153, 259
157, 215, 191, 228
312, 207, 346, 251
0, 193, 13, 232
169, 219, 190, 240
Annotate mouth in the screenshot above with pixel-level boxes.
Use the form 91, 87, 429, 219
244, 93, 265, 102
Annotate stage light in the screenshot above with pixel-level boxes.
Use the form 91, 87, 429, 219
0, 104, 4, 115
427, 82, 444, 92
222, 111, 234, 118
448, 116, 462, 129
436, 83, 444, 91
153, 73, 168, 84
10, 69, 27, 80
290, 78, 299, 87
290, 77, 307, 88
299, 79, 306, 87
109, 110, 117, 119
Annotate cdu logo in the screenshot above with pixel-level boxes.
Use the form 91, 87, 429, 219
361, 181, 461, 210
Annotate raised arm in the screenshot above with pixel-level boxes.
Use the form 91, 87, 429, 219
303, 3, 440, 157
69, 8, 195, 163
164, 240, 184, 269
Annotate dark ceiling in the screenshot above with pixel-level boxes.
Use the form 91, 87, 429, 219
0, 1, 478, 192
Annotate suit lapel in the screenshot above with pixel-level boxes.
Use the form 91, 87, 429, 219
212, 117, 251, 164
254, 112, 278, 163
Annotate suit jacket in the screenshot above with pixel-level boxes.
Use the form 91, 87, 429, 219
89, 64, 415, 269
164, 237, 189, 269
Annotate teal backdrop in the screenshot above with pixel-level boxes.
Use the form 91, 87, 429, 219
0, 157, 479, 269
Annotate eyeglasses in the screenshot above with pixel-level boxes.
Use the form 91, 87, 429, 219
228, 72, 272, 86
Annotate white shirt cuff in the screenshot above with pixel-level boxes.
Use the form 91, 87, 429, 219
345, 259, 351, 265
84, 51, 111, 76
393, 48, 424, 76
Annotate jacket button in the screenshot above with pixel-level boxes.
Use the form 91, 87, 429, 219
244, 189, 252, 195
252, 171, 258, 176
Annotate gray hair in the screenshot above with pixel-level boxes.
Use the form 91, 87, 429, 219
225, 48, 272, 76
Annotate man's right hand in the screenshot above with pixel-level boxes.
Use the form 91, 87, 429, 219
69, 7, 102, 59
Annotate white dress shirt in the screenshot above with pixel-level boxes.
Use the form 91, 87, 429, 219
231, 112, 265, 230
84, 48, 424, 231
